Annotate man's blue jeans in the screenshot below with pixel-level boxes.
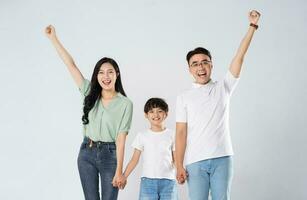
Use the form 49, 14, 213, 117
139, 177, 178, 200
77, 138, 118, 200
186, 156, 233, 200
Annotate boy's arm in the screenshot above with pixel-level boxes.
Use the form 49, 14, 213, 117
172, 151, 177, 168
229, 10, 261, 78
123, 149, 142, 178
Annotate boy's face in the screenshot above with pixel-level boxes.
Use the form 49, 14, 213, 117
145, 107, 167, 127
188, 53, 212, 84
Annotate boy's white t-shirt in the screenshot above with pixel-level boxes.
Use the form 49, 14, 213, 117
132, 128, 176, 180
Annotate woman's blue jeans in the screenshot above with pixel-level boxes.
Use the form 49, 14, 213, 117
77, 138, 118, 200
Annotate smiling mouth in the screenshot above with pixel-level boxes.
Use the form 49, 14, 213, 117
197, 72, 207, 78
102, 80, 112, 85
152, 117, 161, 121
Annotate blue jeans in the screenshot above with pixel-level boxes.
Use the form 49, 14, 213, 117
186, 156, 233, 200
139, 177, 178, 200
77, 137, 118, 200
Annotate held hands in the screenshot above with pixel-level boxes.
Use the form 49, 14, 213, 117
45, 25, 56, 39
112, 173, 127, 190
249, 10, 261, 25
176, 166, 188, 184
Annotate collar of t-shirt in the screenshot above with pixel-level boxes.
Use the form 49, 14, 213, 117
192, 80, 215, 92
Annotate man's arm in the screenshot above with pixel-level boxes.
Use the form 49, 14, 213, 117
229, 10, 261, 78
175, 122, 188, 184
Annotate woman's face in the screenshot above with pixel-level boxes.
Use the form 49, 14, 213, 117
97, 62, 118, 91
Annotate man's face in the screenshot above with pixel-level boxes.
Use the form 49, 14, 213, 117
188, 54, 212, 84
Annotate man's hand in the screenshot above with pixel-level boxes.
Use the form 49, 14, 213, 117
249, 10, 261, 24
176, 166, 188, 184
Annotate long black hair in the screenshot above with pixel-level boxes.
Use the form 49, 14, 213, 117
82, 57, 127, 125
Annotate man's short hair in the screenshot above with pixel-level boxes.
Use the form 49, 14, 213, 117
186, 47, 212, 63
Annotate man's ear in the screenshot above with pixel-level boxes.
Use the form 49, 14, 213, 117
144, 113, 148, 119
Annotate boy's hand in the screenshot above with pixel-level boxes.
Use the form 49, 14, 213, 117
249, 10, 261, 24
176, 166, 188, 184
112, 173, 127, 189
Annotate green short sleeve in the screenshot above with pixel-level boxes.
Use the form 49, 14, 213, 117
118, 101, 133, 134
79, 79, 91, 96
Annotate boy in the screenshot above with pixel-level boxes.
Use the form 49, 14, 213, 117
123, 98, 177, 200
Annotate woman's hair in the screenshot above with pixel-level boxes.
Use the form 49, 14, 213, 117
82, 57, 126, 125
186, 47, 212, 63
144, 98, 169, 113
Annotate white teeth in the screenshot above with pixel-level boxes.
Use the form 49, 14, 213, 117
102, 80, 111, 84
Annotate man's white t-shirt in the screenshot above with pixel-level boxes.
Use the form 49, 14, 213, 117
132, 128, 176, 180
176, 70, 239, 166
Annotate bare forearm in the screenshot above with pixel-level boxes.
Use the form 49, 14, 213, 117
116, 143, 125, 174
175, 133, 187, 168
236, 26, 256, 60
123, 159, 138, 178
45, 25, 85, 87
230, 26, 256, 77
50, 36, 77, 68
230, 10, 261, 77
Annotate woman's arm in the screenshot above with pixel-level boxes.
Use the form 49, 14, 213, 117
112, 133, 127, 189
123, 149, 142, 178
229, 10, 261, 78
45, 25, 84, 87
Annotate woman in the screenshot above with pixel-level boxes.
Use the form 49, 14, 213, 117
45, 25, 133, 200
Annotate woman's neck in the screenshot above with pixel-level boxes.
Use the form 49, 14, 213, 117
101, 89, 117, 100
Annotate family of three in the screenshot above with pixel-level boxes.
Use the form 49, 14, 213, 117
45, 10, 260, 200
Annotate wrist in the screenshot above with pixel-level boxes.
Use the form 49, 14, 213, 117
249, 23, 258, 30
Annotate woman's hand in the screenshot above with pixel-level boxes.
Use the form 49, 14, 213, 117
249, 10, 261, 24
112, 173, 127, 189
45, 25, 56, 39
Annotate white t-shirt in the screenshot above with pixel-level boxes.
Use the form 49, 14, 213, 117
132, 128, 176, 180
176, 70, 239, 166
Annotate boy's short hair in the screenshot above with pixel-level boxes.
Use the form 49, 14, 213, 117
144, 98, 169, 113
186, 47, 212, 63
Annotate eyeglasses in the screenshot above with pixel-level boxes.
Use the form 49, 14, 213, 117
190, 60, 211, 68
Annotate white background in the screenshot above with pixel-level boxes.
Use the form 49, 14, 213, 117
1, 0, 306, 199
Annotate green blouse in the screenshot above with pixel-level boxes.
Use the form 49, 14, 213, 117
79, 79, 133, 142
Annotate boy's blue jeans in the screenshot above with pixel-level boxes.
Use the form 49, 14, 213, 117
186, 156, 233, 200
139, 177, 178, 200
77, 138, 118, 200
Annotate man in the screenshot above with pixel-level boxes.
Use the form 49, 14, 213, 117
175, 10, 261, 200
